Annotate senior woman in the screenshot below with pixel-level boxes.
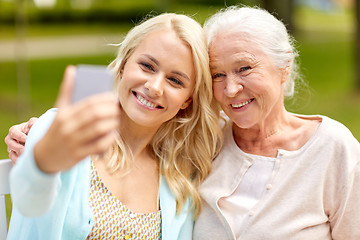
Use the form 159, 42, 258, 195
5, 6, 360, 240
193, 6, 360, 240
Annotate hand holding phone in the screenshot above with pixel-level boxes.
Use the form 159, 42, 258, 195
72, 65, 114, 103
36, 65, 121, 174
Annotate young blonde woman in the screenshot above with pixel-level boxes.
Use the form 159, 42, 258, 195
6, 13, 222, 240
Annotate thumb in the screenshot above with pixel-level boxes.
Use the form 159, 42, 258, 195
54, 65, 76, 108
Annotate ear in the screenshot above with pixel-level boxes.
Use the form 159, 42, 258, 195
181, 98, 193, 109
281, 65, 291, 84
119, 68, 124, 78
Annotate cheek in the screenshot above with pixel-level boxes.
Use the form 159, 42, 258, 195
165, 87, 187, 106
117, 79, 129, 99
213, 83, 224, 103
175, 93, 192, 109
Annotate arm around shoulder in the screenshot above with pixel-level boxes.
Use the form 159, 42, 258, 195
10, 109, 62, 217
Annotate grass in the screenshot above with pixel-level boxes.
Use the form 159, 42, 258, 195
286, 38, 360, 139
294, 5, 355, 33
0, 23, 133, 39
1, 54, 116, 227
0, 54, 116, 153
287, 6, 360, 140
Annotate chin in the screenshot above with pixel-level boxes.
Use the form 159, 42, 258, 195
232, 118, 256, 130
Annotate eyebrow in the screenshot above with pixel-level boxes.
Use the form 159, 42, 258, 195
233, 51, 258, 63
143, 54, 191, 81
172, 70, 190, 81
210, 54, 257, 70
144, 54, 159, 66
235, 56, 257, 65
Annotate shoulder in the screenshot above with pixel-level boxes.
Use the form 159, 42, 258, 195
294, 114, 358, 147
159, 176, 194, 239
321, 116, 355, 136
317, 116, 359, 148
309, 116, 360, 174
159, 175, 193, 216
30, 108, 58, 131
26, 108, 58, 147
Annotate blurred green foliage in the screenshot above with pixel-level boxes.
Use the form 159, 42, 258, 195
0, 0, 264, 25
0, 2, 359, 157
0, 0, 156, 24
1, 1, 360, 227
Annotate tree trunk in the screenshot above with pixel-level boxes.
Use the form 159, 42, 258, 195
356, 0, 360, 92
15, 0, 31, 119
261, 0, 294, 33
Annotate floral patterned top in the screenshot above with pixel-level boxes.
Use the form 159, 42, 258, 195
86, 161, 162, 240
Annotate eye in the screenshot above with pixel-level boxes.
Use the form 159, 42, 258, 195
139, 62, 155, 72
168, 77, 184, 87
212, 73, 225, 80
240, 66, 251, 72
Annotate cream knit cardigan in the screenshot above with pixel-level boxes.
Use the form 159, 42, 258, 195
194, 115, 360, 240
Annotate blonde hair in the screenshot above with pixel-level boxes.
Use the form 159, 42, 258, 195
108, 13, 223, 217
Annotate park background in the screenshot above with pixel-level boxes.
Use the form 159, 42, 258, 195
0, 0, 359, 227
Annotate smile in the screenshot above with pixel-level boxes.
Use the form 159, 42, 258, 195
231, 98, 254, 108
133, 91, 164, 109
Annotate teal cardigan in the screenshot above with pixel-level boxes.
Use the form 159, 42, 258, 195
7, 109, 194, 240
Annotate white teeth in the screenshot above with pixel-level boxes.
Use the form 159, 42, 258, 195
136, 94, 158, 108
231, 99, 252, 108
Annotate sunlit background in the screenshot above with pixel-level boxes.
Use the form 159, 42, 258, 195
0, 0, 359, 228
1, 0, 359, 154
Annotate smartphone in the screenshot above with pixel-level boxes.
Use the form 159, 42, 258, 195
72, 64, 114, 103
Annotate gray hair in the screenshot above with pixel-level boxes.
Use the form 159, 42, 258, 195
204, 5, 301, 98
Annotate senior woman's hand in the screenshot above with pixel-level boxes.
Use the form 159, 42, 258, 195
5, 117, 38, 164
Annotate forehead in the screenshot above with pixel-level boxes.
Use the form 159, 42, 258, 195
135, 29, 187, 55
209, 31, 265, 64
130, 29, 196, 81
133, 29, 194, 66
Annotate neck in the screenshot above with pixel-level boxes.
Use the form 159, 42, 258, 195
232, 104, 293, 155
117, 111, 160, 159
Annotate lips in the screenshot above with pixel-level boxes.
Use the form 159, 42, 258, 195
231, 98, 254, 108
133, 91, 164, 109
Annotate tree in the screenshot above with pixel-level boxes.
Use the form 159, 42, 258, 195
356, 0, 360, 92
15, 0, 31, 119
261, 0, 295, 33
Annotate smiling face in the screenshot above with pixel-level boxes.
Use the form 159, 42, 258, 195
118, 29, 196, 129
210, 31, 287, 129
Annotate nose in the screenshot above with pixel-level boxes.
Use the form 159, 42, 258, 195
224, 74, 243, 97
144, 74, 164, 98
